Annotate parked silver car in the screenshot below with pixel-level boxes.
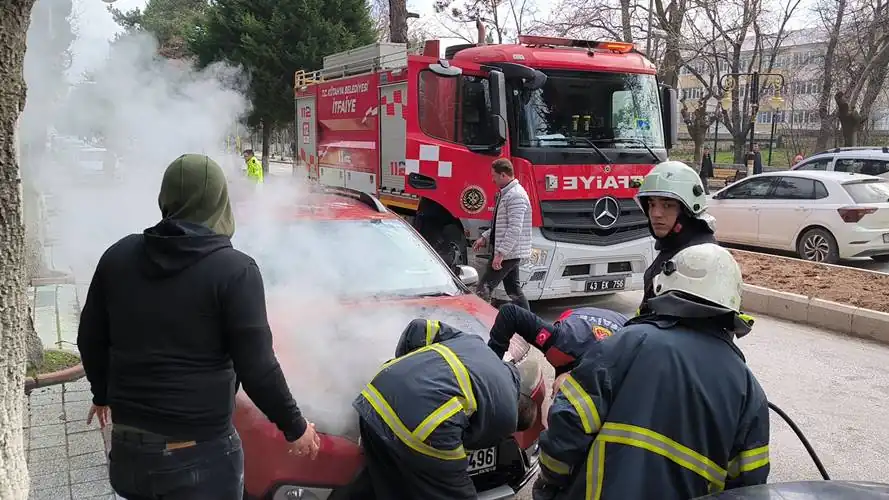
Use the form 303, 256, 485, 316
791, 147, 889, 178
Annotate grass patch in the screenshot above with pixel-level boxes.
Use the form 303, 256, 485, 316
27, 349, 81, 378
672, 149, 796, 168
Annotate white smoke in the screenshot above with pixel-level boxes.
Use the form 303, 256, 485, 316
23, 0, 503, 442
232, 182, 490, 438
32, 28, 249, 283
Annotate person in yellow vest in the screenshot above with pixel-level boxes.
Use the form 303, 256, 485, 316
243, 149, 264, 184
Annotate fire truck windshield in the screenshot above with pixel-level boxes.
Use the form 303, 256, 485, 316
516, 70, 664, 149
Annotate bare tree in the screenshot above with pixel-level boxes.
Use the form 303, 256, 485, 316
833, 0, 889, 145
431, 0, 539, 43
1, 1, 38, 497
684, 0, 801, 162
389, 0, 409, 43
533, 0, 644, 42
812, 0, 846, 149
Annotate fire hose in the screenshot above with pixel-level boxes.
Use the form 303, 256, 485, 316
768, 401, 830, 481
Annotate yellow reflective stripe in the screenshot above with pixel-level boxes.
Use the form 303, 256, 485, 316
425, 320, 441, 345
559, 375, 602, 434
585, 439, 606, 500
598, 423, 727, 488
727, 445, 769, 478
738, 313, 755, 327
377, 344, 430, 375
540, 450, 571, 476
360, 384, 466, 461
412, 396, 463, 442
427, 343, 478, 415
634, 307, 641, 317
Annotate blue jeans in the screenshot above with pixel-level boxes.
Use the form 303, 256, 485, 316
109, 427, 244, 499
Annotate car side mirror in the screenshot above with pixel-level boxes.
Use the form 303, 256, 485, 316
457, 265, 479, 286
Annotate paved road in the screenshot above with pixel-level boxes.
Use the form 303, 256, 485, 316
513, 290, 889, 498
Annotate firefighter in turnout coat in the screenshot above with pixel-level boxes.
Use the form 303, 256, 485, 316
533, 243, 770, 500
488, 304, 628, 377
636, 160, 717, 316
353, 319, 538, 500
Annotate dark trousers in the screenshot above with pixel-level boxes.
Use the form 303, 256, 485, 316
700, 174, 710, 194
475, 258, 531, 311
345, 419, 476, 500
109, 427, 244, 500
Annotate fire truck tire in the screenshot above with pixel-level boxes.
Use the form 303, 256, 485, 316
430, 223, 468, 269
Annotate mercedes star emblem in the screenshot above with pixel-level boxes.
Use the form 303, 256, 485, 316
593, 196, 620, 229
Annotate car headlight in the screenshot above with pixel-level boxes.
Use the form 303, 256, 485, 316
527, 248, 548, 266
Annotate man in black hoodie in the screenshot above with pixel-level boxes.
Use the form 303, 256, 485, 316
78, 154, 318, 499
634, 160, 717, 316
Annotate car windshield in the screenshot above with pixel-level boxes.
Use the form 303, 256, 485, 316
843, 179, 889, 203
234, 218, 464, 299
516, 70, 664, 148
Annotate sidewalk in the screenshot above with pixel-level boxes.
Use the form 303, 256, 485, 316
26, 188, 115, 499
25, 284, 114, 500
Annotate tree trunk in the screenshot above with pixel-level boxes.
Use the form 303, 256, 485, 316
388, 0, 408, 44
261, 120, 271, 173
680, 101, 713, 171
619, 0, 633, 43
0, 2, 38, 499
21, 159, 45, 369
835, 91, 862, 147
732, 135, 748, 164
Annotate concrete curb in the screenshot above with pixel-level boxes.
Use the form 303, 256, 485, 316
741, 284, 889, 345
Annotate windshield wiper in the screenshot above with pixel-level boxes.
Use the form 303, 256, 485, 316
596, 137, 660, 163
568, 137, 613, 163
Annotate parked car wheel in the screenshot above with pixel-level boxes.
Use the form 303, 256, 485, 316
870, 254, 889, 263
797, 227, 840, 264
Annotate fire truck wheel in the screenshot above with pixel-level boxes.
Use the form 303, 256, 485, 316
433, 223, 468, 268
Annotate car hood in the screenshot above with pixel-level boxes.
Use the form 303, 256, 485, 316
254, 293, 529, 441
695, 481, 889, 499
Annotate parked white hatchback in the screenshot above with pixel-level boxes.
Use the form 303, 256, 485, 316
708, 170, 889, 264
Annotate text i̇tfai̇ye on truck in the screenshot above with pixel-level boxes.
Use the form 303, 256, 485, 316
293, 34, 680, 302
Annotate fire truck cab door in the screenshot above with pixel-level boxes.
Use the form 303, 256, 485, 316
406, 61, 507, 221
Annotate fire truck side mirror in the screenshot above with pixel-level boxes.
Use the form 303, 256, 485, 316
489, 70, 508, 144
661, 86, 679, 150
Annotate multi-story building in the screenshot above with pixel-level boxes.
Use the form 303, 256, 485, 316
677, 28, 889, 138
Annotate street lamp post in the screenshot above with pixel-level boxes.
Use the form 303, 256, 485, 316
718, 71, 785, 177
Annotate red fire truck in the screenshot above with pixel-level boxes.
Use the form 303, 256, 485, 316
294, 35, 679, 301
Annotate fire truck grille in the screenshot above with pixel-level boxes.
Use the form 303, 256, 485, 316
540, 199, 650, 246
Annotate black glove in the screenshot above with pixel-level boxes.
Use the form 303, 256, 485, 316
532, 475, 561, 500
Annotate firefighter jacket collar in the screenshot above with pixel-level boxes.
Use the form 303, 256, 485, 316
654, 212, 715, 252
630, 292, 751, 359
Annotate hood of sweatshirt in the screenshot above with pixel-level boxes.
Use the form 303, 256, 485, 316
141, 154, 235, 278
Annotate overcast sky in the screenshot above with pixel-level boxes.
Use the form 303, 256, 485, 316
69, 0, 446, 78
68, 0, 810, 79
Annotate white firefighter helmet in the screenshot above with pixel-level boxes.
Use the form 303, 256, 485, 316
635, 160, 708, 216
653, 243, 743, 312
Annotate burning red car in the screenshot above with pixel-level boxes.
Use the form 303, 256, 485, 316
232, 186, 547, 500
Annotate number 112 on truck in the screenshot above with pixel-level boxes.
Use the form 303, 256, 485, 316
294, 35, 680, 302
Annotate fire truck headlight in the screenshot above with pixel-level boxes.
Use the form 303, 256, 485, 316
527, 248, 548, 266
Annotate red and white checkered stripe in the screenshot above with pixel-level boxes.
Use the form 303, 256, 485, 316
405, 144, 453, 178
380, 88, 405, 117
